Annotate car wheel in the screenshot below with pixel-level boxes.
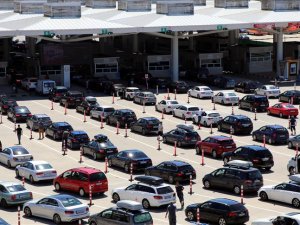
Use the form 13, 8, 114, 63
168, 175, 174, 184
112, 193, 120, 203
172, 111, 175, 117
53, 214, 62, 225
279, 113, 283, 118
163, 108, 167, 114
267, 110, 270, 115
203, 121, 208, 127
217, 124, 222, 131
177, 141, 182, 147
7, 161, 11, 168
221, 100, 225, 105
265, 167, 271, 171
292, 198, 300, 208
197, 94, 200, 99
54, 182, 61, 191
203, 180, 211, 189
223, 157, 229, 165
0, 199, 8, 208
142, 199, 150, 209
93, 153, 97, 160
288, 141, 294, 149
186, 211, 195, 221
162, 137, 167, 143
124, 164, 129, 173
252, 134, 257, 141
212, 150, 217, 159
79, 188, 85, 197
15, 169, 20, 178
182, 114, 185, 120
218, 217, 227, 225
233, 186, 241, 195
289, 167, 296, 175
142, 129, 146, 136
268, 138, 273, 144
192, 117, 196, 124
258, 191, 268, 201
108, 159, 113, 167
53, 133, 57, 140
29, 175, 35, 183
24, 206, 32, 217
196, 146, 201, 155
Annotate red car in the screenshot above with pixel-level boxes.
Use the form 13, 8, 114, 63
53, 167, 108, 197
195, 135, 236, 158
267, 103, 299, 118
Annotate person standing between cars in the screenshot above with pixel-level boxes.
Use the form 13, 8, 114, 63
165, 202, 177, 225
175, 181, 184, 209
38, 121, 44, 140
290, 116, 297, 136
16, 125, 23, 145
62, 130, 69, 149
158, 121, 163, 136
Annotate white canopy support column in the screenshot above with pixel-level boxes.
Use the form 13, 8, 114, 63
172, 31, 179, 82
276, 27, 283, 77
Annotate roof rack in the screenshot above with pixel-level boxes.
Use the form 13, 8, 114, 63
134, 175, 164, 186
176, 124, 194, 131
289, 174, 300, 184
116, 200, 143, 211
224, 160, 253, 169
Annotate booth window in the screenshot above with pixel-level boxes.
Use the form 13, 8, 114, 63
219, 43, 228, 52
250, 52, 271, 62
95, 63, 118, 73
0, 67, 5, 77
148, 61, 170, 71
200, 59, 222, 68
40, 65, 61, 76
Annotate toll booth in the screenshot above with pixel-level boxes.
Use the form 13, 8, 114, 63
279, 59, 299, 80
147, 55, 171, 77
199, 53, 223, 75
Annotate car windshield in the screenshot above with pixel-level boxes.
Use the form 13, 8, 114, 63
177, 81, 187, 86
99, 141, 114, 148
157, 186, 174, 194
37, 117, 51, 122
147, 119, 159, 125
225, 93, 236, 97
169, 101, 179, 105
58, 125, 72, 130
29, 79, 37, 82
188, 107, 199, 111
201, 88, 211, 91
104, 108, 114, 112
133, 212, 152, 223
74, 134, 89, 139
89, 172, 106, 182
254, 150, 272, 158
219, 139, 234, 145
207, 113, 220, 117
61, 197, 81, 207
127, 151, 147, 159
88, 101, 98, 105
275, 128, 288, 133
283, 104, 295, 108
12, 148, 29, 155
247, 83, 258, 88
35, 164, 53, 170
16, 108, 30, 113
5, 100, 16, 105
267, 86, 277, 90
44, 83, 55, 88
6, 184, 26, 192
229, 203, 246, 211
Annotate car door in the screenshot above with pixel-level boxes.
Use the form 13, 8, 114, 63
282, 91, 291, 102
255, 126, 267, 141
209, 168, 227, 187
159, 100, 166, 111
0, 148, 10, 165
121, 184, 139, 200
43, 198, 59, 220
229, 147, 244, 161
267, 183, 288, 201
112, 152, 126, 167
0, 185, 8, 203
18, 162, 30, 178
59, 170, 73, 190
151, 163, 168, 178
271, 104, 281, 115
221, 116, 231, 131
33, 198, 51, 218
95, 210, 114, 225
83, 141, 93, 156
199, 202, 213, 221
132, 118, 142, 132
111, 210, 130, 225
201, 137, 212, 154
47, 124, 54, 137
245, 96, 254, 109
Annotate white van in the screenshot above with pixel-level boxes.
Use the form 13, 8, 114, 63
36, 80, 56, 95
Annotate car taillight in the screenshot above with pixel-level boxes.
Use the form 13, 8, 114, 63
226, 98, 230, 101
11, 195, 16, 200
147, 124, 153, 129
244, 180, 252, 184
153, 196, 163, 200
72, 138, 78, 142
176, 172, 184, 176
12, 157, 18, 161
192, 170, 196, 174
30, 192, 33, 198
28, 114, 32, 117
122, 117, 125, 120
52, 170, 57, 174
86, 207, 89, 212
55, 93, 61, 96
36, 172, 44, 175
99, 149, 105, 153
15, 114, 20, 117
237, 122, 241, 126
228, 212, 237, 217
272, 133, 276, 138
253, 158, 260, 163
185, 136, 191, 141
64, 211, 74, 214
3, 105, 8, 108
186, 112, 191, 115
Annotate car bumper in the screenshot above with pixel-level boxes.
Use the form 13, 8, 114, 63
145, 101, 156, 105
236, 127, 253, 134
254, 161, 274, 169
150, 197, 176, 207
133, 163, 153, 171
61, 213, 90, 222
227, 216, 249, 224
34, 175, 57, 181
7, 198, 32, 205
15, 117, 29, 122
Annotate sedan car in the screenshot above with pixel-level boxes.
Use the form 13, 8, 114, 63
75, 96, 99, 115
238, 95, 269, 112
48, 86, 68, 102
212, 91, 239, 105
90, 105, 115, 121
252, 213, 300, 225
15, 161, 57, 183
0, 98, 18, 114
192, 110, 222, 127
0, 146, 33, 168
23, 194, 90, 224
255, 85, 280, 98
279, 90, 300, 104
26, 114, 52, 131
45, 122, 73, 140
60, 91, 84, 108
130, 117, 160, 135
66, 131, 90, 149
82, 134, 118, 160
7, 106, 32, 123
0, 181, 32, 207
172, 105, 200, 120
267, 103, 299, 118
185, 198, 249, 224
288, 134, 300, 149
133, 92, 156, 105
188, 86, 213, 99
252, 125, 289, 145
234, 81, 260, 93
155, 100, 180, 114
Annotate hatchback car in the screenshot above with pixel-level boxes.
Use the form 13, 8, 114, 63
234, 81, 260, 93
123, 87, 140, 100
45, 122, 73, 140
54, 167, 108, 196
255, 85, 280, 98
217, 115, 253, 135
155, 100, 180, 114
133, 92, 156, 105
162, 124, 200, 147
60, 91, 84, 108
23, 194, 90, 224
0, 146, 33, 168
238, 95, 269, 112
26, 114, 52, 131
212, 91, 239, 105
223, 145, 274, 170
279, 90, 300, 104
192, 110, 222, 127
130, 117, 160, 135
88, 200, 153, 225
107, 109, 137, 128
48, 86, 68, 102
185, 198, 249, 225
82, 134, 118, 160
0, 181, 32, 207
195, 135, 236, 158
0, 98, 18, 114
267, 103, 299, 118
188, 86, 213, 99
203, 166, 263, 194
252, 125, 289, 145
76, 96, 99, 115
66, 131, 90, 149
7, 106, 32, 123
90, 105, 115, 121
288, 134, 300, 149
172, 105, 200, 120
167, 81, 189, 93
108, 149, 152, 173
145, 160, 196, 184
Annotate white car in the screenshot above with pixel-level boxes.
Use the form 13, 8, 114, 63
15, 161, 57, 183
252, 213, 300, 225
188, 86, 213, 99
155, 100, 180, 114
0, 146, 33, 168
192, 110, 222, 127
111, 176, 176, 209
212, 91, 239, 105
255, 85, 280, 98
287, 155, 300, 175
21, 77, 37, 91
90, 105, 115, 120
124, 87, 140, 100
23, 194, 90, 224
172, 105, 201, 119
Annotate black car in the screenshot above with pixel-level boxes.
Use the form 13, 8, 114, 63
82, 134, 118, 160
7, 106, 32, 123
214, 77, 235, 89
145, 160, 196, 184
167, 81, 189, 93
279, 90, 300, 104
162, 124, 200, 147
108, 149, 152, 173
234, 81, 260, 93
48, 86, 68, 102
130, 117, 160, 135
106, 109, 137, 128
238, 95, 269, 112
217, 115, 253, 135
26, 114, 52, 131
76, 96, 99, 115
60, 91, 84, 108
185, 198, 249, 225
0, 98, 18, 114
252, 125, 289, 145
45, 122, 73, 140
67, 130, 90, 149
203, 165, 263, 194
222, 145, 274, 170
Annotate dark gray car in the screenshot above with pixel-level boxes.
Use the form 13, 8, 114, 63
26, 114, 52, 131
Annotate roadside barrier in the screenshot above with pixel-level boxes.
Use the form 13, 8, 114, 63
116, 122, 119, 135
254, 108, 257, 121
174, 89, 177, 100
263, 135, 266, 147
22, 176, 25, 187
143, 101, 146, 113
210, 123, 213, 134
201, 148, 205, 166
79, 147, 83, 163
241, 185, 244, 204
51, 100, 54, 110
83, 110, 87, 123
157, 136, 161, 150
167, 88, 170, 100
89, 185, 94, 206
100, 114, 104, 129
112, 93, 115, 104
129, 163, 133, 182
189, 174, 193, 195
30, 128, 33, 140
231, 103, 234, 115
161, 110, 164, 120
196, 207, 200, 224
124, 123, 128, 138
104, 157, 108, 174
18, 206, 21, 225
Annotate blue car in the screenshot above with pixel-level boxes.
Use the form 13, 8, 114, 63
252, 125, 289, 145
67, 130, 90, 149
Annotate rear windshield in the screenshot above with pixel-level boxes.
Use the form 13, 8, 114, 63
201, 88, 211, 91
218, 139, 234, 145
133, 213, 152, 223
122, 111, 135, 116
177, 82, 187, 86
16, 108, 30, 113
239, 118, 251, 123
178, 165, 194, 172
247, 83, 258, 88
186, 132, 199, 138
12, 148, 29, 155
56, 88, 67, 93
104, 108, 114, 112
275, 128, 288, 133
169, 101, 178, 104
268, 86, 277, 90
35, 164, 53, 170
6, 185, 26, 192
70, 93, 83, 97
74, 134, 89, 139
283, 104, 295, 108
247, 171, 263, 180
188, 107, 199, 111
61, 197, 81, 207
58, 125, 72, 130
255, 97, 268, 102
157, 186, 173, 194
44, 83, 55, 88
147, 119, 159, 125
253, 150, 272, 158
38, 117, 51, 122
145, 94, 155, 97
127, 151, 147, 159
229, 204, 246, 211
89, 172, 106, 182
208, 113, 220, 117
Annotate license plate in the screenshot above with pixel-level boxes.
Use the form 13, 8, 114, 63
22, 115, 27, 117
261, 104, 265, 106
262, 157, 269, 161
140, 161, 146, 164
280, 135, 285, 137
239, 212, 245, 216
96, 182, 102, 186
242, 124, 250, 127
226, 146, 233, 149
291, 111, 295, 113
186, 173, 191, 175
153, 126, 158, 129
164, 195, 171, 199
76, 210, 85, 214
107, 151, 113, 153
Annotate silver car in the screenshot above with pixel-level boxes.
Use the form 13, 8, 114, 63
90, 106, 115, 121
133, 92, 156, 105
26, 114, 52, 131
0, 146, 33, 168
23, 194, 90, 224
155, 100, 180, 114
0, 181, 32, 207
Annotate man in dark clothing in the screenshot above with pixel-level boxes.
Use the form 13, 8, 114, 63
165, 202, 177, 225
62, 130, 69, 149
290, 116, 297, 136
16, 125, 22, 145
175, 181, 184, 209
38, 121, 44, 140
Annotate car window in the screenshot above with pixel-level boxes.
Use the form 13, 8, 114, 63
133, 212, 152, 223
38, 198, 50, 205
111, 211, 129, 223
6, 184, 26, 192
48, 199, 59, 207
214, 169, 225, 176
101, 210, 113, 219
62, 171, 72, 179
201, 202, 212, 209
275, 183, 287, 190
225, 169, 236, 178
223, 117, 230, 122
211, 202, 228, 211
138, 185, 155, 194
0, 185, 7, 193
61, 197, 81, 207
126, 184, 137, 191
89, 172, 106, 182
35, 163, 52, 170
157, 163, 166, 169
157, 186, 174, 194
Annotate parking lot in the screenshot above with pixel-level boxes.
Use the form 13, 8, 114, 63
0, 82, 299, 225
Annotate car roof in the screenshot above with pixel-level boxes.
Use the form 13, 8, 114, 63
0, 181, 21, 186
54, 122, 71, 126
118, 109, 134, 112
284, 212, 300, 219
98, 105, 113, 108
28, 160, 49, 165
70, 130, 87, 135
68, 91, 82, 94
264, 125, 285, 129
209, 198, 240, 205
126, 87, 139, 89
244, 95, 266, 98
205, 111, 219, 114
71, 167, 102, 174
165, 160, 190, 166
210, 135, 232, 140
9, 146, 26, 151
141, 117, 159, 120
242, 145, 268, 151
49, 194, 77, 201
34, 114, 49, 118
122, 149, 144, 154
221, 91, 235, 94
180, 104, 198, 108
230, 115, 249, 119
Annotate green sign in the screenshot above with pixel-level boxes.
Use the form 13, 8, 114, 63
161, 27, 167, 33
101, 29, 108, 34
43, 31, 54, 37
217, 25, 223, 30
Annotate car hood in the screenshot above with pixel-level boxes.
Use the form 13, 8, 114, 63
112, 187, 126, 193
252, 217, 274, 225
259, 185, 275, 191
24, 199, 39, 206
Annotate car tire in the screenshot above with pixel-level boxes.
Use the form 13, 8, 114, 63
259, 191, 268, 201
93, 153, 97, 160
168, 175, 174, 184
15, 169, 20, 178
29, 175, 35, 183
182, 114, 185, 120
53, 214, 62, 225
221, 100, 225, 105
203, 121, 208, 127
124, 164, 130, 173
218, 217, 227, 225
142, 129, 146, 136
289, 166, 296, 175
172, 111, 175, 117
163, 108, 167, 114
186, 210, 195, 221
217, 124, 222, 131
292, 198, 300, 208
108, 159, 113, 167
233, 186, 241, 195
112, 193, 120, 203
79, 188, 85, 197
279, 113, 283, 118
288, 141, 294, 149
53, 133, 57, 140
7, 161, 11, 168
197, 94, 200, 99
89, 222, 97, 225
0, 199, 8, 208
192, 117, 196, 124
223, 157, 229, 165
196, 146, 201, 155
252, 134, 257, 141
162, 137, 167, 143
212, 150, 217, 159
203, 180, 211, 189
142, 199, 150, 209
267, 110, 270, 115
177, 141, 182, 147
24, 206, 32, 217
54, 182, 61, 191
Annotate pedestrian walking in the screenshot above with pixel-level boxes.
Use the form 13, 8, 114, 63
38, 121, 44, 139
175, 181, 184, 209
165, 202, 177, 225
62, 130, 69, 149
158, 121, 163, 136
16, 125, 23, 145
290, 116, 297, 136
